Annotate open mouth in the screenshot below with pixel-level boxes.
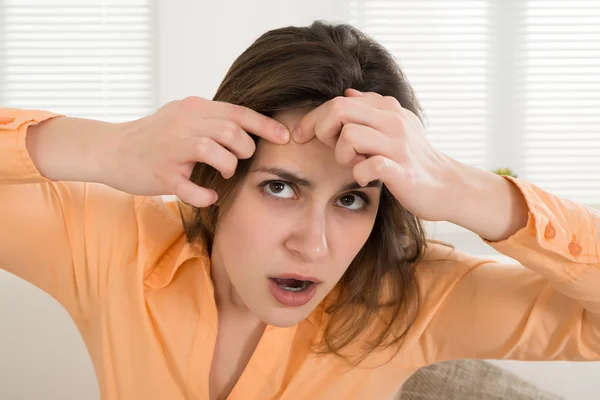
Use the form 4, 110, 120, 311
269, 278, 314, 292
267, 276, 321, 307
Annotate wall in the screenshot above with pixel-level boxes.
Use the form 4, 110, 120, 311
1, 1, 598, 399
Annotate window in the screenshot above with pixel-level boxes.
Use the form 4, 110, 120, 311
520, 0, 600, 207
343, 0, 600, 251
349, 0, 490, 170
345, 0, 600, 209
0, 0, 157, 123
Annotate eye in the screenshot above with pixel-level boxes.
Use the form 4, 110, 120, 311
263, 180, 296, 199
335, 193, 368, 211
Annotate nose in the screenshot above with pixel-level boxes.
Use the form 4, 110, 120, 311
284, 210, 330, 263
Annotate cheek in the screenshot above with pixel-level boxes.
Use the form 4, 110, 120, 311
216, 192, 282, 255
331, 214, 377, 267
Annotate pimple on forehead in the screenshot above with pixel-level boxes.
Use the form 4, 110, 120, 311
273, 110, 307, 132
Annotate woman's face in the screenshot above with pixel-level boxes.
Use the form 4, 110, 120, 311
211, 110, 381, 327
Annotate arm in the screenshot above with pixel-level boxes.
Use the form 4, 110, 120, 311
417, 174, 600, 363
0, 109, 140, 321
291, 89, 599, 363
1, 101, 288, 321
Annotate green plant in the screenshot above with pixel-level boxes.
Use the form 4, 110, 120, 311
492, 167, 518, 178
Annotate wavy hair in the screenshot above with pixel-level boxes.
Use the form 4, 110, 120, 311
184, 21, 442, 363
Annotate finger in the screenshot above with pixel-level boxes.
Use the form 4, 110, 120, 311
347, 91, 403, 114
349, 92, 423, 126
344, 88, 364, 97
294, 96, 387, 146
172, 174, 218, 208
193, 119, 256, 159
335, 123, 394, 165
343, 92, 428, 140
352, 156, 406, 199
349, 154, 368, 166
213, 101, 290, 144
184, 137, 238, 179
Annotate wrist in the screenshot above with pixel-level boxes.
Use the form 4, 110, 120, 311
86, 119, 128, 186
445, 161, 529, 241
26, 116, 123, 184
442, 159, 485, 224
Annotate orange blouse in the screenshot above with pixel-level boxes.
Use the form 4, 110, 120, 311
1, 108, 599, 399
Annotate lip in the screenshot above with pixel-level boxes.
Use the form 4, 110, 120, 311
270, 273, 322, 283
268, 278, 320, 307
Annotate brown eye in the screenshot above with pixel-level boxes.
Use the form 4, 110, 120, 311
335, 193, 367, 211
339, 195, 355, 207
263, 180, 296, 199
269, 181, 285, 193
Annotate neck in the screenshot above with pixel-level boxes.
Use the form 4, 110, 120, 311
209, 250, 255, 316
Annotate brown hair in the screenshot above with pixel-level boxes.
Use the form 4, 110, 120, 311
185, 21, 433, 363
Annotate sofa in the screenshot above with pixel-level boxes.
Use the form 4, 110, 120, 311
399, 360, 563, 400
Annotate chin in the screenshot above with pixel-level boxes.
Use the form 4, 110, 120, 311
252, 304, 314, 327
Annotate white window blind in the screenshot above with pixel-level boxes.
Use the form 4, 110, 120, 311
348, 0, 600, 209
349, 0, 490, 169
521, 0, 600, 206
0, 0, 157, 123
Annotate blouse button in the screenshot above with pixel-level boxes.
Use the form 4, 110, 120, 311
544, 223, 556, 239
568, 241, 582, 256
0, 116, 16, 125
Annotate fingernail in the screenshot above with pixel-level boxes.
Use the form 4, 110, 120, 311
277, 126, 290, 142
292, 126, 302, 142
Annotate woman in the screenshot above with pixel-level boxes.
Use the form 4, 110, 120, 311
1, 21, 598, 400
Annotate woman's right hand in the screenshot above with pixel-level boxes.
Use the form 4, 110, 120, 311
27, 96, 290, 208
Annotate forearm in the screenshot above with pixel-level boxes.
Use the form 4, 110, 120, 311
26, 116, 121, 183
446, 161, 529, 242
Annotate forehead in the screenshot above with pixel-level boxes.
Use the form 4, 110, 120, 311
251, 110, 354, 182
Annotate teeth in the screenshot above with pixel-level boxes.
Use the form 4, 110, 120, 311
279, 282, 309, 292
275, 279, 311, 292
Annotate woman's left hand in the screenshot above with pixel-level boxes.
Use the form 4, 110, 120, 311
293, 88, 530, 241
293, 88, 463, 223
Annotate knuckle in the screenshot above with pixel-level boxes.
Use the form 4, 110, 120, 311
175, 96, 206, 122
383, 96, 401, 109
226, 157, 238, 177
372, 156, 389, 173
219, 154, 237, 178
240, 140, 256, 159
340, 123, 359, 142
195, 137, 212, 158
172, 181, 188, 200
389, 111, 405, 129
404, 108, 423, 126
229, 104, 248, 121
331, 96, 349, 116
220, 120, 239, 142
180, 95, 203, 111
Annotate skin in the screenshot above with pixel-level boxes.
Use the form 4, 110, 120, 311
207, 110, 381, 400
211, 90, 529, 326
25, 89, 529, 400
206, 94, 529, 400
210, 110, 382, 327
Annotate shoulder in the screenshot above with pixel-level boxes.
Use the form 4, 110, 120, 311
420, 240, 484, 265
415, 240, 497, 293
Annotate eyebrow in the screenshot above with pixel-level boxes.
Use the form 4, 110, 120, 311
251, 167, 382, 191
